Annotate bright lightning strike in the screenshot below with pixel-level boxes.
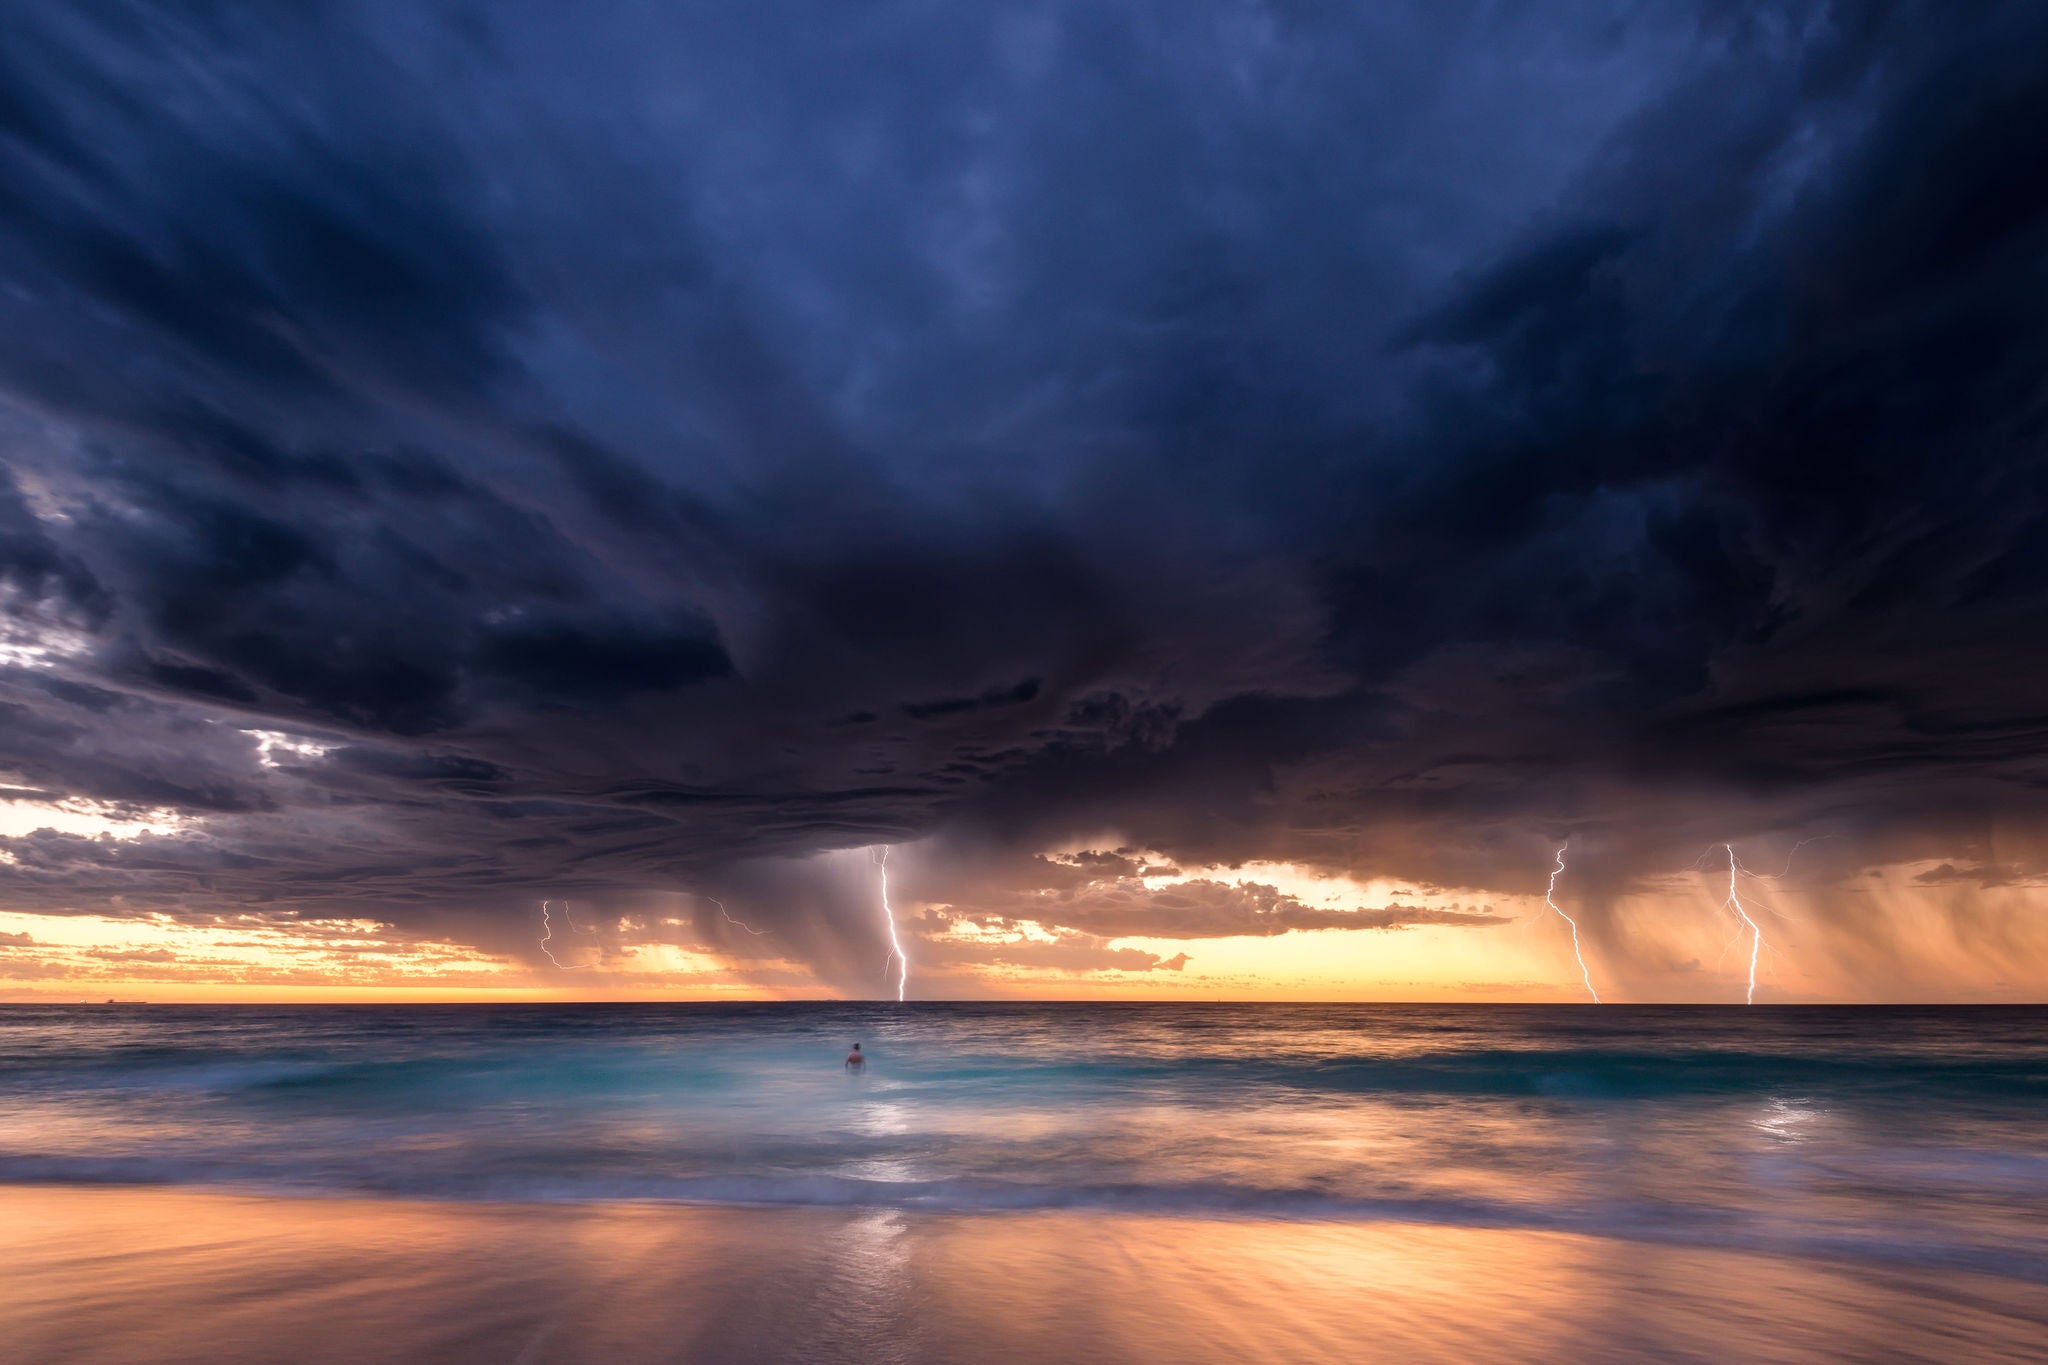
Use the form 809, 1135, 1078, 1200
1719, 844, 1767, 1005
539, 899, 599, 970
874, 846, 907, 1002
1544, 844, 1600, 1003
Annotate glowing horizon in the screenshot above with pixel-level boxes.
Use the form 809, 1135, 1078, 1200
5, 848, 2044, 1004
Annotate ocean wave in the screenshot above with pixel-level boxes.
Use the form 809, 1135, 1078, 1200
1289, 1051, 2048, 1100
105, 1061, 347, 1093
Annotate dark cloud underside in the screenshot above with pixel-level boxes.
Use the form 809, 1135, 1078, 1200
1, 1, 2046, 979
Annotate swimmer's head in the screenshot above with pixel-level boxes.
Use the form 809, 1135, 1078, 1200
851, 1043, 861, 1051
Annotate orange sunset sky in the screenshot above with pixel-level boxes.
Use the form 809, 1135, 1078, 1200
6, 798, 2044, 1003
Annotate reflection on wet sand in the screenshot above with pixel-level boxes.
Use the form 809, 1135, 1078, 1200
4, 1187, 2044, 1364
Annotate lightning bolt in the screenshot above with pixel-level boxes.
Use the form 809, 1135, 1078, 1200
1544, 844, 1600, 1003
706, 895, 770, 937
539, 900, 599, 970
1718, 844, 1767, 1005
1747, 834, 1837, 882
874, 846, 907, 1002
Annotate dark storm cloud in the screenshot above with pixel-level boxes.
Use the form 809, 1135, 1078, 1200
1, 1, 2046, 981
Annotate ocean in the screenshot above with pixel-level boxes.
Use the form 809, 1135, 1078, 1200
6, 1002, 2048, 1363
3, 1002, 2044, 1279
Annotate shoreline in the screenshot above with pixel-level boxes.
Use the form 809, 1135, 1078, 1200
6, 1184, 2046, 1364
1, 1172, 2043, 1287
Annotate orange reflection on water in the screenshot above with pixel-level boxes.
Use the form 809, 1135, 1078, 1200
3, 1186, 2043, 1364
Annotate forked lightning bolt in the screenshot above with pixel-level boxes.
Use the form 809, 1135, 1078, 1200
875, 846, 907, 1002
539, 900, 599, 970
1545, 844, 1600, 1003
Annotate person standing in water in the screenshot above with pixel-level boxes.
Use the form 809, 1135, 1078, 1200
844, 1043, 865, 1070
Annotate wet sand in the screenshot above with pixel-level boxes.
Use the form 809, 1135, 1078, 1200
3, 1185, 2043, 1363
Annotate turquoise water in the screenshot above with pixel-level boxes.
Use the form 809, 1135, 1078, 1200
3, 1003, 2044, 1281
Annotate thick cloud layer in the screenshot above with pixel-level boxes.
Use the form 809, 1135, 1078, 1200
2, 1, 2046, 987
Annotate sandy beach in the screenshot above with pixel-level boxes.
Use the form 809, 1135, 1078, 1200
4, 1185, 2044, 1364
